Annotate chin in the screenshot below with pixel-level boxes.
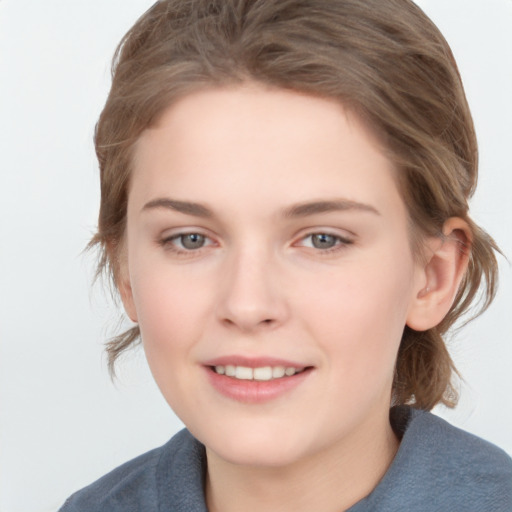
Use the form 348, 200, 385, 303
211, 442, 305, 469
199, 423, 311, 468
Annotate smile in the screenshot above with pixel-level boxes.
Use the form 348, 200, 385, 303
213, 365, 305, 381
204, 360, 313, 403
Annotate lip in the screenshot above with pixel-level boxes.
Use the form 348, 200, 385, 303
203, 355, 307, 368
202, 355, 314, 404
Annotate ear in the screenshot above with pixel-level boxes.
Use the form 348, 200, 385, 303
118, 273, 138, 323
111, 241, 138, 323
406, 218, 471, 331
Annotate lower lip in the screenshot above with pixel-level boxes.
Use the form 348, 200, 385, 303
204, 367, 313, 404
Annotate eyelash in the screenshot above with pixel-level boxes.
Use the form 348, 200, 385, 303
295, 232, 354, 255
158, 231, 354, 256
159, 232, 215, 256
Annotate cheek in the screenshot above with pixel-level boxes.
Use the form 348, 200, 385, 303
297, 249, 416, 371
129, 268, 211, 409
129, 261, 212, 356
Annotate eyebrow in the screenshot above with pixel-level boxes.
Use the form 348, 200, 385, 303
142, 198, 213, 217
282, 199, 380, 218
141, 197, 380, 218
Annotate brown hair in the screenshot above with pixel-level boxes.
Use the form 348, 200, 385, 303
92, 0, 499, 410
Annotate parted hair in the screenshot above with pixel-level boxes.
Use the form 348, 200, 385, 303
92, 0, 499, 410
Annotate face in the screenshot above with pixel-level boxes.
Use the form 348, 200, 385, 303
122, 85, 425, 468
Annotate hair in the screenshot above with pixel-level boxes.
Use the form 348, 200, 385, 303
91, 0, 499, 410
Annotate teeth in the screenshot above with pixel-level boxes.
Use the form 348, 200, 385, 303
253, 367, 272, 381
235, 366, 253, 380
213, 365, 303, 380
272, 366, 286, 378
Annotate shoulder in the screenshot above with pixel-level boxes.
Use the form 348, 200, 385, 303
372, 406, 512, 511
402, 407, 512, 478
59, 429, 207, 512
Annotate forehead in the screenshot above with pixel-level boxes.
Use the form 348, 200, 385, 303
130, 85, 404, 220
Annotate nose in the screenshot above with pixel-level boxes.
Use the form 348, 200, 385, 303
216, 246, 289, 333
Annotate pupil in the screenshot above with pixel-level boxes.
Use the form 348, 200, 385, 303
182, 233, 205, 249
312, 234, 336, 249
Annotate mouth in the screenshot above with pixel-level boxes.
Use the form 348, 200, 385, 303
203, 358, 314, 403
211, 365, 306, 381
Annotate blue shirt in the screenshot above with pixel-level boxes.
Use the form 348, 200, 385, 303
60, 406, 512, 511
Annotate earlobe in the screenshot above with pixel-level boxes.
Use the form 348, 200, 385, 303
406, 218, 471, 331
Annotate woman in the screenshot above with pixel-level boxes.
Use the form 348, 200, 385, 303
60, 0, 512, 510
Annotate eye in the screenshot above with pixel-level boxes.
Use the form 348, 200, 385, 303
310, 233, 339, 249
297, 232, 353, 252
161, 232, 214, 252
176, 233, 207, 250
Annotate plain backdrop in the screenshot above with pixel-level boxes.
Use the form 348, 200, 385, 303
1, 1, 511, 511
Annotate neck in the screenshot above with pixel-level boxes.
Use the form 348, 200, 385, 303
205, 410, 399, 512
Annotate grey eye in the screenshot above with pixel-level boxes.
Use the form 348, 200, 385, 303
311, 233, 338, 249
179, 233, 206, 250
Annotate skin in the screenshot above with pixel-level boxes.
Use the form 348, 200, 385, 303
119, 85, 468, 511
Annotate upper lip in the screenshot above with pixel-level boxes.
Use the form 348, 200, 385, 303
203, 355, 310, 368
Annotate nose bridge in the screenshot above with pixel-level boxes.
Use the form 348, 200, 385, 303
217, 241, 287, 331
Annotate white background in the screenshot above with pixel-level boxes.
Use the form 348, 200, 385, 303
1, 1, 511, 511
